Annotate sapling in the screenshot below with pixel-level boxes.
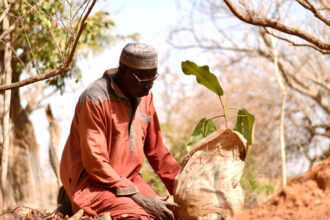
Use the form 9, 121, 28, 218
181, 60, 255, 152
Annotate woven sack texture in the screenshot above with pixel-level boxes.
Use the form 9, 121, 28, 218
174, 129, 248, 220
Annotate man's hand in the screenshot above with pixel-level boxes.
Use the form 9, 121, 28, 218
131, 193, 179, 220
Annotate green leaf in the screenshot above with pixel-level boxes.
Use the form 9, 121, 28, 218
187, 118, 217, 152
233, 108, 255, 145
182, 60, 224, 96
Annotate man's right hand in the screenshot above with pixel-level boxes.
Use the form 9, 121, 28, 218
131, 193, 178, 220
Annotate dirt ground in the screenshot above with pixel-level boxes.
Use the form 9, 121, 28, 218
1, 156, 330, 219
232, 156, 330, 220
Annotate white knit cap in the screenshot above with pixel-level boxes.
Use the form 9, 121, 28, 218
120, 43, 158, 69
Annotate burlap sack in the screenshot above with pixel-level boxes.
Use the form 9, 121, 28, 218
173, 129, 248, 220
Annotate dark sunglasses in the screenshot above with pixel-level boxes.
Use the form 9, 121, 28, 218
131, 72, 159, 84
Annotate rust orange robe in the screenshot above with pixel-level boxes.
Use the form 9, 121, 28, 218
60, 69, 181, 218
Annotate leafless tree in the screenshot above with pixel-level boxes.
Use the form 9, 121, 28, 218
166, 0, 329, 179
223, 0, 330, 53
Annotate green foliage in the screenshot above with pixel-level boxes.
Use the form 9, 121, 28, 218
182, 60, 255, 149
160, 121, 189, 164
9, 1, 133, 92
141, 120, 193, 195
78, 11, 115, 56
187, 118, 216, 152
181, 61, 223, 96
240, 151, 275, 207
233, 108, 255, 145
141, 160, 167, 196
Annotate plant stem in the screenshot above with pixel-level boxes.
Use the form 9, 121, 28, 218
208, 114, 226, 121
203, 120, 208, 137
226, 114, 247, 122
219, 96, 227, 128
225, 107, 241, 111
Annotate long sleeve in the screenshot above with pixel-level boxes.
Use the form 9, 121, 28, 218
143, 95, 181, 194
77, 98, 138, 195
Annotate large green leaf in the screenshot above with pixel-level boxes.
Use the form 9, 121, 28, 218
187, 118, 217, 152
182, 61, 224, 96
233, 108, 255, 145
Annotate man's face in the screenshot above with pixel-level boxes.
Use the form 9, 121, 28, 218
124, 65, 159, 98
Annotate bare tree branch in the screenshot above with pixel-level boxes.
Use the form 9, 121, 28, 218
295, 0, 330, 26
0, 0, 15, 24
264, 28, 330, 54
223, 0, 330, 51
0, 0, 43, 42
279, 60, 330, 114
10, 46, 36, 77
0, 0, 96, 91
20, 19, 40, 76
23, 0, 64, 62
292, 92, 330, 134
23, 82, 56, 114
258, 28, 330, 114
0, 65, 70, 91
167, 42, 252, 53
305, 76, 330, 93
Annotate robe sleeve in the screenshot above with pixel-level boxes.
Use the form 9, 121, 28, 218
78, 98, 138, 196
143, 94, 181, 194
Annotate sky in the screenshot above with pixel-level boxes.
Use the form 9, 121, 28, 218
30, 0, 190, 182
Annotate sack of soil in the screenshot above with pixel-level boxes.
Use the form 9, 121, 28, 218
173, 129, 248, 220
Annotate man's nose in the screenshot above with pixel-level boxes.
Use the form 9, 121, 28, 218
144, 81, 153, 90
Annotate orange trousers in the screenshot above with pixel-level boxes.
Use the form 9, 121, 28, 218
71, 174, 157, 219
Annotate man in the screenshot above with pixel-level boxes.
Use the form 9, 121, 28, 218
59, 43, 181, 219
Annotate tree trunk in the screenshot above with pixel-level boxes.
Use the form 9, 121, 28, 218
6, 65, 43, 208
45, 104, 61, 187
271, 35, 287, 187
1, 8, 12, 211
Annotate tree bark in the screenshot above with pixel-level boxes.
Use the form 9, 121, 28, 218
1, 6, 12, 211
271, 35, 287, 187
7, 65, 43, 208
45, 105, 61, 187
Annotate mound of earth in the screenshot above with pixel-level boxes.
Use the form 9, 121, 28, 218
232, 156, 330, 220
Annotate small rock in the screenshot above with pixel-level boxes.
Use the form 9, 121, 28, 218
68, 209, 84, 220
96, 212, 112, 220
